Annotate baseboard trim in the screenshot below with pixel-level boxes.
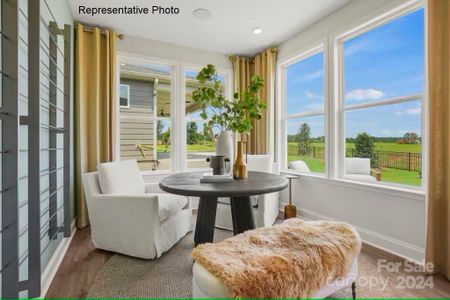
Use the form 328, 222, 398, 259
40, 220, 77, 298
279, 203, 425, 264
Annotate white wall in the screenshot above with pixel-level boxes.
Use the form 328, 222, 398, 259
277, 0, 426, 262
117, 35, 231, 69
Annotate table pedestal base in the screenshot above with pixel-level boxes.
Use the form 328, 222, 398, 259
194, 196, 255, 245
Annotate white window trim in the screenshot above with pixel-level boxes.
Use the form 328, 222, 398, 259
277, 0, 427, 196
119, 84, 130, 108
116, 52, 233, 174
334, 1, 426, 191
116, 52, 178, 173
279, 43, 327, 176
181, 63, 233, 171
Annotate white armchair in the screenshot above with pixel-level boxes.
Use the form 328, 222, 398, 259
288, 160, 311, 173
82, 160, 192, 259
215, 155, 279, 230
345, 157, 380, 182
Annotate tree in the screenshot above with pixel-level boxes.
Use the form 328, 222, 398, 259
186, 121, 199, 145
354, 132, 379, 167
162, 127, 170, 151
296, 123, 312, 156
202, 125, 212, 142
156, 120, 164, 140
402, 132, 419, 144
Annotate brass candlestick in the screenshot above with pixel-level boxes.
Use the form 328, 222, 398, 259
284, 175, 299, 219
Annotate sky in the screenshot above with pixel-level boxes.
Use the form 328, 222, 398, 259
286, 8, 424, 139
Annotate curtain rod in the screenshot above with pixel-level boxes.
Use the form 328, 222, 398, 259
74, 24, 125, 40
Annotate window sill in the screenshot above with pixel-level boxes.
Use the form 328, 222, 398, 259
140, 170, 174, 177
280, 170, 426, 201
141, 168, 212, 177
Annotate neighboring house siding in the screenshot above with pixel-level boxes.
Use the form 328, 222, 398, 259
120, 79, 155, 160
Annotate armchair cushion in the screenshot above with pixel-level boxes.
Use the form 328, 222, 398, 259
345, 158, 371, 175
156, 193, 189, 223
97, 159, 145, 194
246, 155, 272, 173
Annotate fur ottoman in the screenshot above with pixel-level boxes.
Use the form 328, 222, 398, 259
192, 218, 361, 298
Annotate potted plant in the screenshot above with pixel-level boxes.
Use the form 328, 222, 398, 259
192, 64, 266, 178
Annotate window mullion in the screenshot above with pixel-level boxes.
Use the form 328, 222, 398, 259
344, 94, 423, 112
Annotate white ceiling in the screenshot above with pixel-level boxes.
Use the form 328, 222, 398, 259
69, 0, 351, 56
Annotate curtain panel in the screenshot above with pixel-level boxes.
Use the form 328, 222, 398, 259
426, 0, 450, 279
230, 47, 277, 155
75, 23, 117, 228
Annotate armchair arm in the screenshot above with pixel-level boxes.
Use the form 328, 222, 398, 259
87, 193, 161, 258
254, 192, 279, 227
89, 193, 160, 229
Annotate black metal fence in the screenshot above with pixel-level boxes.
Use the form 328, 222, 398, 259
288, 144, 422, 171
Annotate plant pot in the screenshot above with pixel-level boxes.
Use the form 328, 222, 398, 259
233, 141, 248, 179
216, 131, 234, 172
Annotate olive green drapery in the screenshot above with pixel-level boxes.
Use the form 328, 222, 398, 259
426, 0, 450, 279
230, 47, 277, 154
75, 23, 117, 228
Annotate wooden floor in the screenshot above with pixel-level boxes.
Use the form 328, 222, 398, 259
46, 227, 450, 298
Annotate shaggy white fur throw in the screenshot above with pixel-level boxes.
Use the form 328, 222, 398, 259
192, 218, 361, 298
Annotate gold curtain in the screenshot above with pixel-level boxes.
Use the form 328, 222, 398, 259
426, 0, 450, 279
75, 23, 117, 228
230, 47, 278, 154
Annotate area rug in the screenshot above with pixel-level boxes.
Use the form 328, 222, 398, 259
88, 228, 396, 298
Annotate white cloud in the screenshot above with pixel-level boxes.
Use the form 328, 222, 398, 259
304, 91, 317, 99
294, 70, 323, 82
395, 107, 421, 116
305, 103, 324, 112
346, 89, 385, 101
304, 91, 323, 100
405, 107, 421, 115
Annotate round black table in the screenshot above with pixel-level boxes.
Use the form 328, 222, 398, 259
159, 171, 288, 245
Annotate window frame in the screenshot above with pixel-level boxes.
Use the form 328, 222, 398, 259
277, 0, 427, 193
115, 53, 233, 174
116, 53, 178, 173
180, 63, 233, 171
279, 44, 328, 176
335, 2, 426, 190
119, 84, 130, 108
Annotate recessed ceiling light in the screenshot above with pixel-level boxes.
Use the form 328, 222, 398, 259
193, 8, 212, 21
253, 28, 262, 35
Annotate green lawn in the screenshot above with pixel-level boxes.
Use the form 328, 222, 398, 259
157, 143, 215, 153
287, 155, 421, 186
304, 142, 422, 153
380, 168, 421, 186
186, 143, 215, 152
155, 141, 422, 186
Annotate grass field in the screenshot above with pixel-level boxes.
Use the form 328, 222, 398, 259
157, 142, 215, 153
301, 142, 422, 153
287, 154, 422, 186
154, 141, 422, 186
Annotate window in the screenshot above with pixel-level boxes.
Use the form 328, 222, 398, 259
279, 4, 426, 190
119, 62, 173, 171
184, 69, 225, 169
341, 8, 424, 187
117, 58, 232, 173
284, 50, 325, 174
119, 84, 130, 108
